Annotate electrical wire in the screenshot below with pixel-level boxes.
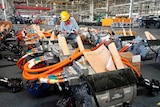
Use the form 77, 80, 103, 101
22, 48, 85, 81
118, 42, 141, 77
17, 32, 142, 84
121, 57, 141, 77
119, 43, 133, 52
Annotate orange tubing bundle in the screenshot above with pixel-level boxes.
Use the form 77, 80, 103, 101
17, 30, 52, 44
22, 48, 85, 81
18, 37, 141, 84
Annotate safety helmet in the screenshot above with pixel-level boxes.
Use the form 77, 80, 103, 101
60, 11, 70, 22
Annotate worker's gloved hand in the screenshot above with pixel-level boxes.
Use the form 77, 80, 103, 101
70, 30, 74, 34
72, 30, 79, 35
62, 31, 68, 35
54, 30, 59, 36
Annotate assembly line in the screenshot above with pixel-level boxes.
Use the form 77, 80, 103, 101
0, 18, 160, 107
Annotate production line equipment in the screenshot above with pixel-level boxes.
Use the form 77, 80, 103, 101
111, 29, 160, 62
0, 23, 24, 92
16, 27, 160, 107
0, 25, 23, 62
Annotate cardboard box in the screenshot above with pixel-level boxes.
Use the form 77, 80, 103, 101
120, 52, 133, 62
119, 52, 141, 71
132, 62, 141, 71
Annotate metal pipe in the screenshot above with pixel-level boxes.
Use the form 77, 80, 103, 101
2, 0, 7, 21
89, 0, 94, 22
0, 4, 50, 11
15, 5, 51, 10
106, 0, 109, 18
129, 0, 134, 19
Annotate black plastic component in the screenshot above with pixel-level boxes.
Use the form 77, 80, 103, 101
146, 39, 160, 60
137, 77, 160, 96
86, 68, 138, 93
123, 102, 131, 107
0, 77, 23, 93
39, 39, 49, 45
147, 40, 160, 46
51, 40, 58, 44
0, 54, 2, 59
119, 36, 135, 41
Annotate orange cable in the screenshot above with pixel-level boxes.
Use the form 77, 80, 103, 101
121, 57, 141, 77
22, 48, 83, 80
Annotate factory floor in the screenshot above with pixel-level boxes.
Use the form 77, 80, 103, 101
0, 26, 160, 107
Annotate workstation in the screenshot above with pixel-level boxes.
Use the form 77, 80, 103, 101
0, 0, 160, 107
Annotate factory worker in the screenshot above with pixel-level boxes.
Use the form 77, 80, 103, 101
59, 11, 79, 44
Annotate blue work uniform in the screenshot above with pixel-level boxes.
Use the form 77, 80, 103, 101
59, 17, 79, 43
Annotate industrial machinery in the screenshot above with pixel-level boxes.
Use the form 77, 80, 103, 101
56, 62, 138, 107
16, 26, 160, 107
0, 77, 23, 93
130, 38, 160, 61
111, 30, 160, 62
0, 24, 23, 93
0, 27, 22, 62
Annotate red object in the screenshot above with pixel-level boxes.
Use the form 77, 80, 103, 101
0, 4, 50, 10
14, 1, 26, 4
16, 30, 25, 41
34, 18, 42, 24
15, 5, 50, 10
65, 19, 71, 25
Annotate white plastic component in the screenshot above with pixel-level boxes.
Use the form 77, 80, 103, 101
39, 78, 48, 83
28, 59, 35, 63
132, 55, 141, 63
28, 61, 35, 68
22, 54, 28, 58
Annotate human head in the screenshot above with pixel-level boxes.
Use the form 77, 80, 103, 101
60, 11, 70, 22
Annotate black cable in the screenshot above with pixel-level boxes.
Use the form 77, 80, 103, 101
80, 75, 100, 107
147, 40, 159, 61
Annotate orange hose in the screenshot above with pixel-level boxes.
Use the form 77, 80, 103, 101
23, 48, 80, 72
25, 37, 40, 44
91, 39, 113, 51
17, 47, 79, 72
121, 57, 141, 77
119, 43, 133, 52
20, 37, 141, 84
43, 32, 51, 38
22, 53, 80, 80
26, 33, 36, 38
91, 39, 107, 51
22, 48, 83, 80
28, 45, 34, 49
17, 57, 27, 70
23, 49, 90, 81
119, 46, 129, 52
17, 47, 37, 70
118, 45, 141, 77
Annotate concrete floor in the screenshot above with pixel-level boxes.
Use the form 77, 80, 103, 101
0, 26, 160, 107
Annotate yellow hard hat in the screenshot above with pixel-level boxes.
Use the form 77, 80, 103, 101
60, 11, 70, 22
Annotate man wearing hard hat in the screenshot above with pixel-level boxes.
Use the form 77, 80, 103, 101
59, 11, 79, 45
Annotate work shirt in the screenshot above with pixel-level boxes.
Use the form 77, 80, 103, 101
59, 17, 79, 36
